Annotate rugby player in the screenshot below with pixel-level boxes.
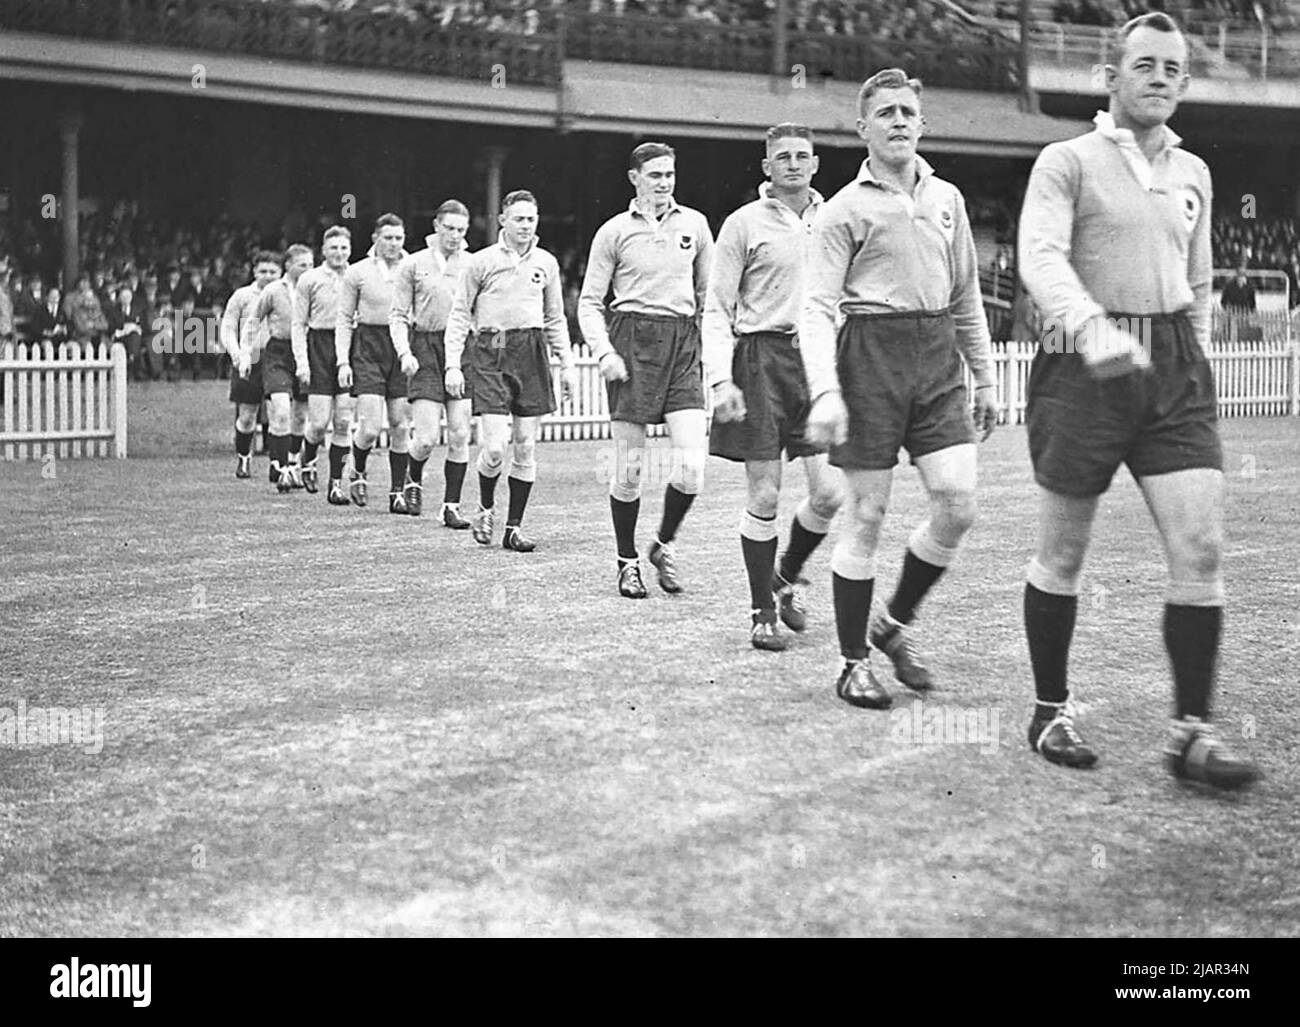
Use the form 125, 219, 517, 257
225, 251, 282, 480
578, 142, 715, 598
336, 213, 412, 513
1017, 12, 1259, 788
249, 243, 314, 492
293, 225, 356, 504
443, 190, 577, 550
704, 123, 843, 651
389, 200, 474, 525
800, 69, 998, 709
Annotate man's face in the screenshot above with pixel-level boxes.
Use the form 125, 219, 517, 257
323, 236, 351, 269
254, 261, 281, 288
762, 135, 818, 191
373, 224, 405, 261
434, 213, 469, 255
1107, 26, 1189, 129
119, 287, 133, 306
286, 252, 314, 281
857, 85, 923, 166
498, 201, 538, 249
629, 155, 676, 208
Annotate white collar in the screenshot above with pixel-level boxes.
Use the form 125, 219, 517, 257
1092, 110, 1181, 151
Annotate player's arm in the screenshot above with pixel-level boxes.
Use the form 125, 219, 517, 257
443, 257, 483, 372
692, 213, 715, 321
388, 258, 415, 360
949, 192, 996, 389
1018, 144, 1106, 336
1186, 164, 1214, 352
219, 292, 244, 362
291, 272, 311, 374
701, 212, 745, 389
334, 266, 359, 368
799, 203, 854, 401
542, 258, 574, 369
577, 222, 617, 362
240, 290, 272, 365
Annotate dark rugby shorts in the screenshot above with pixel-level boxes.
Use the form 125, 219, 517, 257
606, 311, 706, 425
831, 309, 976, 471
229, 358, 264, 405
262, 337, 307, 401
465, 327, 555, 418
1027, 310, 1222, 497
710, 331, 822, 462
307, 327, 347, 396
351, 323, 405, 399
409, 329, 455, 405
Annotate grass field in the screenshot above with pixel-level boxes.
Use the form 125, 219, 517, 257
1, 381, 1297, 937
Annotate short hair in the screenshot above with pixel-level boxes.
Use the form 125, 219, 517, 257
629, 142, 675, 170
373, 213, 404, 232
501, 190, 537, 211
1117, 11, 1185, 61
252, 249, 280, 267
857, 68, 923, 119
766, 123, 814, 150
435, 199, 470, 221
322, 225, 351, 243
284, 243, 313, 264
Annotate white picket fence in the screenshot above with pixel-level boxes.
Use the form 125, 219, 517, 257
1, 341, 128, 459
2, 338, 1296, 460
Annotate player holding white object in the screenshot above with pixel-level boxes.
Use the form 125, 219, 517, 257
704, 123, 843, 652
224, 251, 281, 480
443, 190, 577, 551
389, 200, 475, 525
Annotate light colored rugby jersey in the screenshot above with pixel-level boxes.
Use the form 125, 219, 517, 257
335, 247, 409, 365
444, 234, 573, 371
223, 281, 270, 365
1018, 111, 1212, 347
292, 262, 346, 372
702, 183, 824, 388
388, 235, 470, 359
578, 198, 714, 362
799, 156, 993, 401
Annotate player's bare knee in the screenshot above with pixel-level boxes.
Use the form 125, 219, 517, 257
1174, 526, 1223, 581
446, 424, 471, 460
480, 440, 507, 470
746, 478, 780, 519
1034, 544, 1086, 588
809, 479, 844, 520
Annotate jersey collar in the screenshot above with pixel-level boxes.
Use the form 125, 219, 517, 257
1092, 110, 1181, 153
629, 196, 682, 221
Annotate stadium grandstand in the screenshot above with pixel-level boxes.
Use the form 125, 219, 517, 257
0, 0, 1297, 364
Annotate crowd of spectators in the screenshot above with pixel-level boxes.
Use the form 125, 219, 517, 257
1032, 0, 1296, 31
1213, 213, 1300, 303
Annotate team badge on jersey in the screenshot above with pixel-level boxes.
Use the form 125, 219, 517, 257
680, 234, 693, 250
939, 208, 953, 230
529, 267, 546, 286
1181, 190, 1201, 228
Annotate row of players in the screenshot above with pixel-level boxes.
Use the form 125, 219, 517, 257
224, 27, 1260, 790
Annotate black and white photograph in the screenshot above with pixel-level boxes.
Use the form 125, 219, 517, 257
0, 0, 1295, 965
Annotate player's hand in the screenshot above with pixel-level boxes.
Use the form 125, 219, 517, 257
237, 354, 251, 380
598, 351, 629, 383
337, 363, 353, 390
711, 381, 746, 423
399, 353, 419, 378
296, 366, 311, 390
806, 390, 849, 449
560, 365, 578, 403
972, 385, 998, 441
445, 366, 465, 399
1078, 317, 1151, 379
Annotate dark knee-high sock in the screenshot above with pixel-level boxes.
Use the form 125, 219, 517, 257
1024, 583, 1077, 708
352, 443, 370, 474
444, 459, 467, 504
832, 573, 874, 662
269, 433, 289, 469
888, 549, 947, 625
408, 456, 426, 484
506, 476, 532, 527
1165, 604, 1220, 720
290, 434, 303, 461
329, 443, 348, 479
778, 507, 827, 583
234, 429, 253, 456
479, 471, 499, 509
389, 451, 408, 493
657, 485, 695, 545
611, 496, 640, 561
741, 511, 778, 612
302, 439, 319, 465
